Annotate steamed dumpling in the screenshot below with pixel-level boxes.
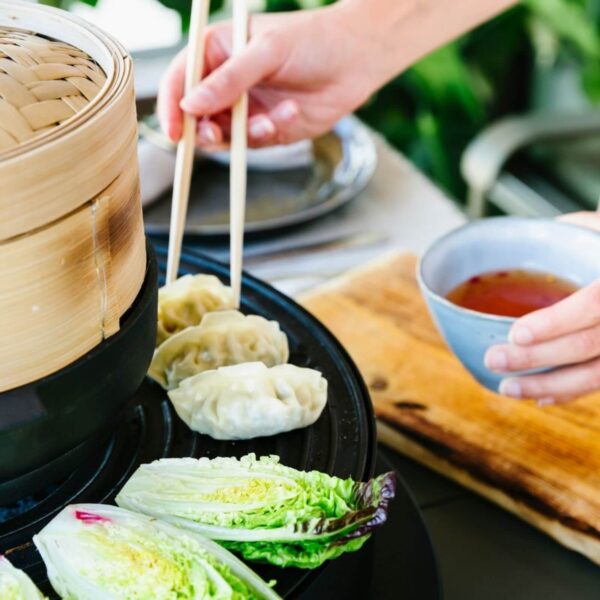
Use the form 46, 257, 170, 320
149, 311, 289, 390
157, 274, 234, 346
168, 362, 328, 440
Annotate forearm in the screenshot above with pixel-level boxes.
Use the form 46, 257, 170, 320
334, 0, 519, 89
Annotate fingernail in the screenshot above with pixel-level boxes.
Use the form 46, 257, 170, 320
164, 119, 179, 142
249, 116, 276, 140
197, 122, 217, 145
536, 397, 556, 407
510, 326, 534, 345
272, 100, 298, 123
499, 379, 522, 398
181, 86, 216, 113
485, 349, 508, 372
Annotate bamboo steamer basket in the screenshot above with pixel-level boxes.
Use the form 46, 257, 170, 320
0, 1, 146, 392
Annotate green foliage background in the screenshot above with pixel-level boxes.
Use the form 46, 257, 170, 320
42, 0, 600, 199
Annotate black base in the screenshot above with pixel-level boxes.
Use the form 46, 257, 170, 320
0, 430, 105, 505
0, 240, 158, 490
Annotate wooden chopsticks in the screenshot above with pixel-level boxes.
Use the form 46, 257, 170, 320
229, 0, 249, 308
167, 0, 249, 308
166, 0, 210, 284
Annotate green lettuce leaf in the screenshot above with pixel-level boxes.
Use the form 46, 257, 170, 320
223, 536, 369, 569
116, 454, 396, 569
33, 504, 281, 600
0, 557, 46, 600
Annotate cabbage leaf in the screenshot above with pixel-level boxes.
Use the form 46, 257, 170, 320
33, 504, 281, 600
116, 454, 396, 569
0, 556, 46, 600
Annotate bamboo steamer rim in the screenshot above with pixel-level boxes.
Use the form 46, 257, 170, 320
0, 1, 137, 241
0, 0, 119, 157
0, 27, 108, 154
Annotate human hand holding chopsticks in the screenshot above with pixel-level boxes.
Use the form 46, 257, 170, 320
158, 0, 517, 149
158, 7, 369, 149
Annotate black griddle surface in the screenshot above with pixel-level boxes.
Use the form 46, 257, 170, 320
1, 240, 378, 598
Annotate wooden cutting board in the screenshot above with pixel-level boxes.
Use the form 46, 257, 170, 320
301, 252, 600, 565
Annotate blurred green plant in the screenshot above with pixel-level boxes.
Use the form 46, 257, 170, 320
358, 0, 600, 195
42, 0, 600, 198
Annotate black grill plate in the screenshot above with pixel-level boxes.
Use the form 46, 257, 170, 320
0, 240, 376, 598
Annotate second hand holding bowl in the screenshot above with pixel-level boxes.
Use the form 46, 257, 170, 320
418, 217, 600, 393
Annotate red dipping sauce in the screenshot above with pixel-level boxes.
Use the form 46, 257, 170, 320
446, 269, 578, 318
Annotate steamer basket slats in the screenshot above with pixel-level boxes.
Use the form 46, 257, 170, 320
0, 101, 138, 240
0, 1, 146, 392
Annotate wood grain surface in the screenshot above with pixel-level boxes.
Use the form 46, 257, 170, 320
0, 154, 145, 392
301, 252, 600, 565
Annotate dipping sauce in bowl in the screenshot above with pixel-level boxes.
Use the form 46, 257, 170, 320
418, 217, 600, 391
446, 269, 578, 318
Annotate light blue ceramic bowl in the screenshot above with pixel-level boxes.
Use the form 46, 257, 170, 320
418, 217, 600, 392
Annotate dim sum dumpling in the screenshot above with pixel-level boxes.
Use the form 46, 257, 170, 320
168, 362, 328, 440
157, 274, 234, 346
149, 311, 289, 390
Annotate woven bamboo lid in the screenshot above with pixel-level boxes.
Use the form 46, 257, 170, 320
0, 27, 107, 152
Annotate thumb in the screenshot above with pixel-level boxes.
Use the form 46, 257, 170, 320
180, 34, 280, 116
558, 211, 600, 234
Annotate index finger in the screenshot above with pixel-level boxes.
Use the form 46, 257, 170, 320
157, 48, 187, 142
510, 279, 600, 345
158, 28, 231, 143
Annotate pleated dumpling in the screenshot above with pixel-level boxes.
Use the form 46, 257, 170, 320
149, 311, 289, 390
156, 274, 234, 346
168, 362, 328, 440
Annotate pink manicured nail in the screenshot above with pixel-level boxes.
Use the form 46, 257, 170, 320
181, 87, 216, 113
197, 122, 217, 145
510, 326, 534, 345
164, 119, 180, 142
485, 348, 508, 371
499, 379, 522, 398
272, 100, 299, 122
168, 127, 178, 142
249, 116, 276, 140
